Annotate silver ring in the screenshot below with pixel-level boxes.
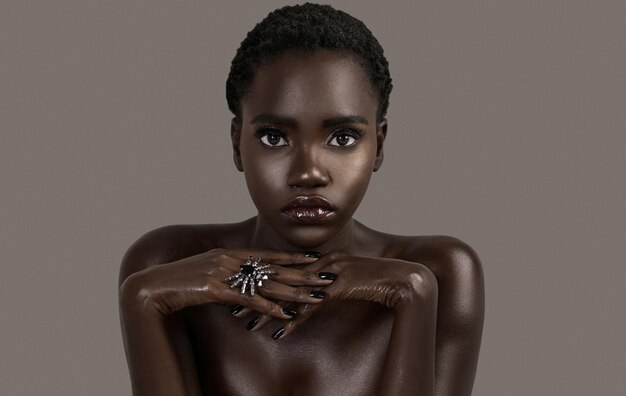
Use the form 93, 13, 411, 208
224, 256, 276, 296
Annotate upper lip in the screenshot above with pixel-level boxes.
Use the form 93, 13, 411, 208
280, 196, 335, 211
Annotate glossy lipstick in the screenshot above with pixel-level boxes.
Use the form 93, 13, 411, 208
280, 196, 335, 225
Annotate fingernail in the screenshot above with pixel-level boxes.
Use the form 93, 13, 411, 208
282, 307, 297, 318
304, 251, 321, 258
230, 304, 244, 315
246, 316, 260, 331
318, 272, 337, 280
272, 327, 285, 340
309, 290, 326, 299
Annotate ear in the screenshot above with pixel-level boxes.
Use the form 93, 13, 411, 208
231, 118, 244, 172
373, 118, 387, 172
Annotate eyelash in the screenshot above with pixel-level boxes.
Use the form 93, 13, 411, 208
254, 127, 287, 146
329, 128, 362, 147
254, 126, 363, 147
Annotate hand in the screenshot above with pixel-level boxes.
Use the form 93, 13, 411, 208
118, 248, 334, 320
245, 252, 437, 338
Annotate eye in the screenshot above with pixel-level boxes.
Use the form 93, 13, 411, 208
257, 129, 288, 147
328, 129, 361, 147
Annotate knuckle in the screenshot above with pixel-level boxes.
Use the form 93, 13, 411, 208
209, 248, 225, 256
208, 248, 229, 262
262, 280, 274, 290
293, 286, 306, 301
325, 263, 341, 274
269, 301, 282, 316
326, 252, 344, 262
285, 320, 297, 331
206, 266, 217, 277
268, 265, 281, 276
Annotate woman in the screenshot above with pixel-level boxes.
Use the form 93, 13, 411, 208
118, 4, 484, 395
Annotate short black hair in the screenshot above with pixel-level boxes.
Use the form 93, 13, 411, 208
226, 3, 393, 122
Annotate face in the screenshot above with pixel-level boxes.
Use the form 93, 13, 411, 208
231, 50, 387, 249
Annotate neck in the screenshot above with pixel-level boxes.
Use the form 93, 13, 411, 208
248, 215, 362, 254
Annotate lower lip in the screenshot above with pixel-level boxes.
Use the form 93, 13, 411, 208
282, 207, 334, 224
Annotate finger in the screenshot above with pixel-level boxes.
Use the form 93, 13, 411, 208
271, 278, 345, 340
271, 302, 322, 340
297, 251, 347, 273
256, 280, 328, 304
229, 304, 253, 317
253, 303, 300, 332
225, 249, 321, 265
246, 312, 273, 331
270, 265, 336, 286
218, 283, 293, 320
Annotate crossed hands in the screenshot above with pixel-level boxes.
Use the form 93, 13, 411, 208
125, 248, 435, 340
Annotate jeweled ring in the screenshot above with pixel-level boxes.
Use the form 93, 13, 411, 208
224, 256, 276, 296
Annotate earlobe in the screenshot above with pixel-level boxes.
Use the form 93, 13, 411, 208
231, 118, 244, 172
373, 119, 388, 172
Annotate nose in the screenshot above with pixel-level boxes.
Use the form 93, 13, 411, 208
287, 147, 330, 190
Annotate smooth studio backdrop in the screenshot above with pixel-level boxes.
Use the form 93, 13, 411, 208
2, 1, 625, 395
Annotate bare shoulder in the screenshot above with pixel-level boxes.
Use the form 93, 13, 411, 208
384, 233, 485, 313
398, 235, 485, 391
397, 234, 485, 330
400, 235, 483, 280
118, 219, 254, 289
118, 224, 206, 288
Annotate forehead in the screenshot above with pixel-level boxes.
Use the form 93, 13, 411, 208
241, 50, 378, 123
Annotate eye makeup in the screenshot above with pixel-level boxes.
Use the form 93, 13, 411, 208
327, 127, 363, 147
254, 126, 289, 147
252, 124, 365, 148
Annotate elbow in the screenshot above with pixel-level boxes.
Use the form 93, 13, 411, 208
396, 263, 439, 307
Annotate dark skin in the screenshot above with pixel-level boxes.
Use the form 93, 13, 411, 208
119, 50, 485, 395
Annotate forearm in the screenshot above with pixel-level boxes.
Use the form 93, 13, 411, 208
433, 289, 484, 396
378, 278, 438, 395
119, 276, 201, 396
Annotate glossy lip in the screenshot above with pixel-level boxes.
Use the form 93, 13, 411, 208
280, 196, 335, 225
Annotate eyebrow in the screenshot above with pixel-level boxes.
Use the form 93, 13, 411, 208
250, 114, 368, 128
323, 115, 368, 127
251, 114, 297, 128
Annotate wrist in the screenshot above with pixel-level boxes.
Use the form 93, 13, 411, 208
392, 264, 438, 310
119, 270, 167, 316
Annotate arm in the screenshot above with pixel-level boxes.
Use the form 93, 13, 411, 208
119, 282, 202, 396
415, 236, 485, 396
255, 252, 440, 394
249, 237, 484, 395
377, 266, 439, 395
118, 226, 205, 396
118, 226, 331, 395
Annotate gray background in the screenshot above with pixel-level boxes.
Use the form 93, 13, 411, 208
2, 1, 624, 395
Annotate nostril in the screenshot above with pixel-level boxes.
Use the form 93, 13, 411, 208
287, 148, 330, 183
288, 175, 329, 189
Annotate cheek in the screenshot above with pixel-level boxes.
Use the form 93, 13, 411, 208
242, 152, 288, 204
336, 142, 377, 181
327, 146, 376, 199
335, 158, 372, 187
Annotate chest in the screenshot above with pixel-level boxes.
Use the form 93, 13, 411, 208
185, 301, 394, 396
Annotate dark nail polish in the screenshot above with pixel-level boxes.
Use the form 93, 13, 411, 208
282, 307, 297, 318
272, 327, 285, 340
304, 251, 321, 258
246, 317, 260, 331
230, 304, 244, 315
318, 272, 337, 280
309, 290, 326, 299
